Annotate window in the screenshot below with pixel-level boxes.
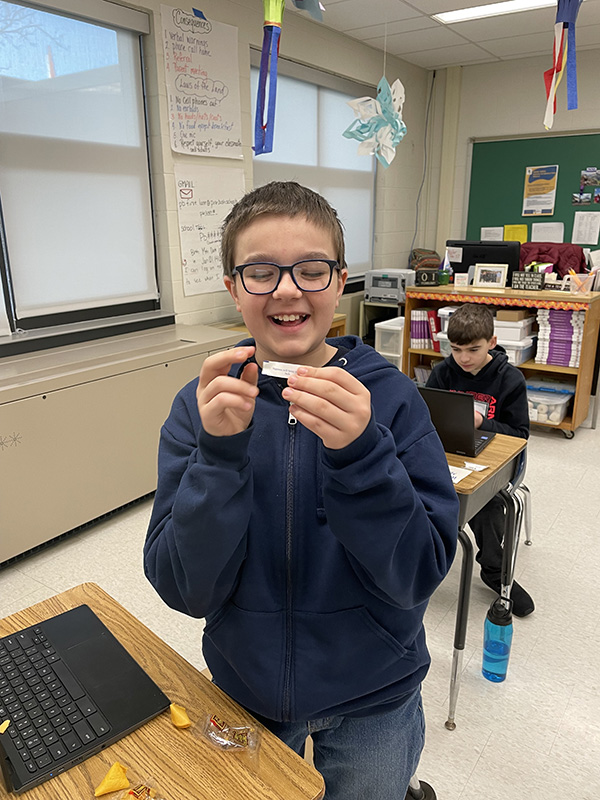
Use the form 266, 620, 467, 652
250, 56, 376, 281
0, 0, 162, 352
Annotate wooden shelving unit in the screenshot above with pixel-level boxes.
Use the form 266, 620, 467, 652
403, 286, 600, 437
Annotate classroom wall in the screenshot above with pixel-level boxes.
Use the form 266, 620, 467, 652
439, 49, 600, 242
120, 0, 433, 327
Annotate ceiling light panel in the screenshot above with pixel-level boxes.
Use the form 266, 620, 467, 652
434, 0, 559, 24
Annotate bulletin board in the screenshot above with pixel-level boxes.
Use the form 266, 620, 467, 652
466, 133, 600, 243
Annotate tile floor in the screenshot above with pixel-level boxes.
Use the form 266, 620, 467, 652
1, 416, 600, 798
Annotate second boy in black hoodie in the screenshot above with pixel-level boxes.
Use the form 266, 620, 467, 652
427, 303, 534, 616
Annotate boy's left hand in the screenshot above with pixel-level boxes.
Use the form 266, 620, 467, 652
282, 367, 371, 450
474, 410, 484, 428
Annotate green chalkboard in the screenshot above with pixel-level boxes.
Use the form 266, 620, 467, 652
466, 134, 600, 243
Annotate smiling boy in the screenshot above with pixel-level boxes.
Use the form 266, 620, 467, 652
144, 182, 459, 799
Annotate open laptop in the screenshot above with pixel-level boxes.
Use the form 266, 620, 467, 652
418, 386, 496, 457
0, 604, 170, 794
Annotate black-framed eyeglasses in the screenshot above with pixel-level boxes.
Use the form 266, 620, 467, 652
232, 260, 340, 295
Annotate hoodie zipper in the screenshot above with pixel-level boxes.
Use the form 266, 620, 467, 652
282, 402, 296, 720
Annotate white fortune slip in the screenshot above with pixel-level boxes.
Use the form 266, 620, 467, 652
262, 361, 305, 379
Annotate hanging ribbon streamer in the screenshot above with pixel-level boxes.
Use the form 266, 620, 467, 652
342, 77, 407, 168
254, 0, 285, 155
543, 0, 583, 130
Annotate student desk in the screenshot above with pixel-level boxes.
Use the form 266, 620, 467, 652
444, 434, 527, 730
0, 583, 325, 800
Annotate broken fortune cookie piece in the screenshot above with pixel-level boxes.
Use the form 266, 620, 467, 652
170, 703, 192, 728
94, 761, 130, 796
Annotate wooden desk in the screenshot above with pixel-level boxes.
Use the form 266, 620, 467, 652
445, 434, 526, 730
0, 584, 325, 800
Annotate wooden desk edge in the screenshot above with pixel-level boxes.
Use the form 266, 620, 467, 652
447, 434, 526, 495
0, 583, 325, 800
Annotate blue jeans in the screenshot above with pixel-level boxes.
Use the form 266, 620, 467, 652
255, 688, 425, 800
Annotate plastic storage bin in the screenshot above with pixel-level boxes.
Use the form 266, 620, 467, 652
379, 352, 402, 370
436, 331, 451, 357
438, 333, 535, 364
525, 378, 576, 395
527, 389, 573, 425
494, 316, 535, 341
498, 336, 536, 365
438, 306, 460, 332
375, 316, 404, 356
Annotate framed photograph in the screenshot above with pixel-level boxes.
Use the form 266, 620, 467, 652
454, 273, 469, 287
473, 263, 508, 288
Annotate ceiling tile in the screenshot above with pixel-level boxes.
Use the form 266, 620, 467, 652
346, 16, 439, 41
292, 0, 600, 70
318, 0, 421, 33
402, 43, 499, 69
482, 30, 555, 57
366, 25, 471, 55
578, 0, 600, 25
446, 7, 557, 42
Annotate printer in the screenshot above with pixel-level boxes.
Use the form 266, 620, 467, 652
364, 269, 415, 303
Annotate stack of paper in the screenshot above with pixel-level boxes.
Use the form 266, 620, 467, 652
413, 365, 432, 384
410, 309, 432, 349
534, 309, 585, 368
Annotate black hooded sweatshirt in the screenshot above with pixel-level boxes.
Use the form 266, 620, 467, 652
426, 348, 529, 440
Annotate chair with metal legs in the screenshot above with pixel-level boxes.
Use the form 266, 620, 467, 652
516, 483, 532, 545
405, 774, 436, 799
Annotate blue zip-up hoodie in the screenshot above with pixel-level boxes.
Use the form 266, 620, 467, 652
144, 336, 459, 722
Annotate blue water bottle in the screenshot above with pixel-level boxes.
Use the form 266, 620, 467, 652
482, 597, 513, 682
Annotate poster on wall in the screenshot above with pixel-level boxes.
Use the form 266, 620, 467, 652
175, 165, 245, 296
522, 165, 558, 216
161, 6, 243, 158
574, 166, 600, 205
572, 211, 600, 246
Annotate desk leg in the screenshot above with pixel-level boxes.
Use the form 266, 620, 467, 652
445, 526, 474, 731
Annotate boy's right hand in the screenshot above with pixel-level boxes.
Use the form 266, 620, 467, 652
196, 347, 259, 437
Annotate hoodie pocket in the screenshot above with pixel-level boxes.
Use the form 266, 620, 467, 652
294, 607, 422, 718
203, 603, 286, 720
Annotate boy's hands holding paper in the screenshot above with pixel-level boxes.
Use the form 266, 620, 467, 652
197, 347, 259, 437
282, 366, 371, 450
196, 350, 371, 449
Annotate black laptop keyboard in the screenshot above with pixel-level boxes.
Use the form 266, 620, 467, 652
0, 625, 111, 778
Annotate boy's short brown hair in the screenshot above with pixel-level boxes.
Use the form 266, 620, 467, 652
221, 181, 346, 278
447, 303, 495, 345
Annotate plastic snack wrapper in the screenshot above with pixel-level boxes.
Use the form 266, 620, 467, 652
201, 713, 261, 761
120, 782, 168, 799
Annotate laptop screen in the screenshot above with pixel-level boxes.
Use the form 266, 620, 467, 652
418, 386, 495, 457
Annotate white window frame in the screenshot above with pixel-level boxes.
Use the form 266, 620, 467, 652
0, 0, 165, 354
